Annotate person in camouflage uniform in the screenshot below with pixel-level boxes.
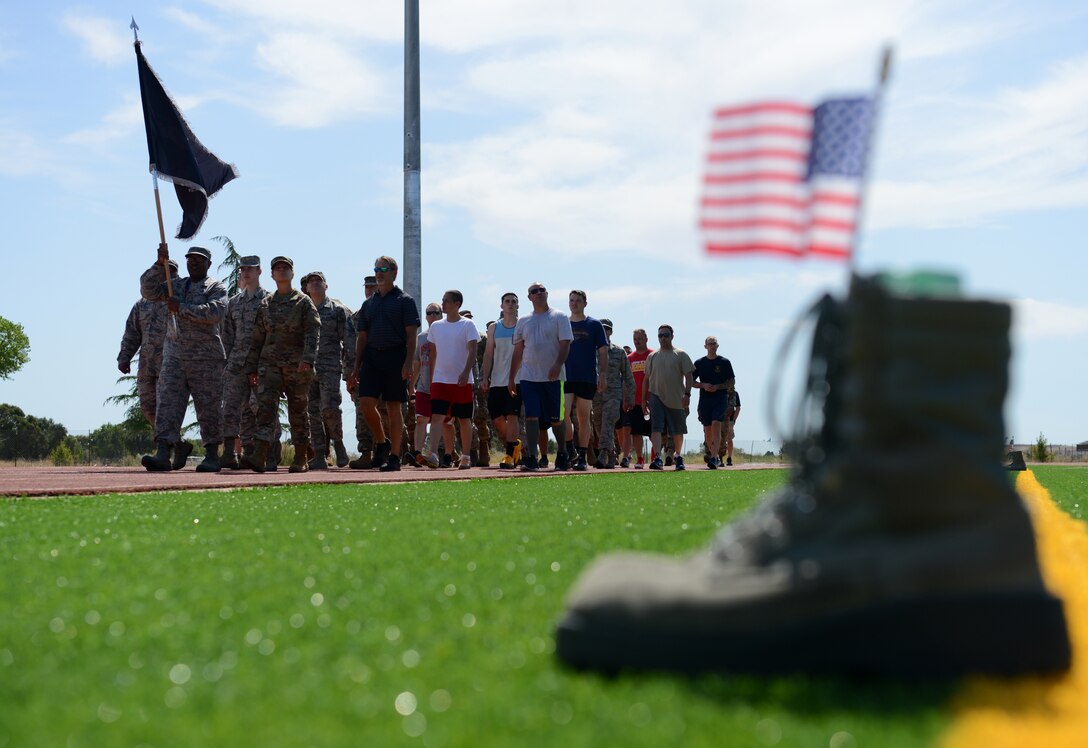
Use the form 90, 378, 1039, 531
118, 259, 178, 427
460, 310, 491, 466
242, 256, 321, 473
591, 318, 635, 468
139, 245, 228, 472
221, 255, 280, 469
301, 271, 355, 469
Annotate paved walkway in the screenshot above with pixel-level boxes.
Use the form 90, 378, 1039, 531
0, 462, 786, 497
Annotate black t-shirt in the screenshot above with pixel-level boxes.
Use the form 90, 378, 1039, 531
357, 286, 421, 348
693, 356, 735, 390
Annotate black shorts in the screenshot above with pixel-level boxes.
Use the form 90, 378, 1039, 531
358, 346, 408, 402
697, 393, 727, 425
566, 380, 596, 400
623, 406, 651, 436
487, 386, 522, 417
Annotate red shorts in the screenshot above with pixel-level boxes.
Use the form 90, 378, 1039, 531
430, 382, 474, 419
414, 391, 432, 419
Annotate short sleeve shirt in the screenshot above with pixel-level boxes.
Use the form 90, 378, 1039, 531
427, 317, 480, 384
357, 286, 421, 348
513, 308, 574, 382
566, 317, 608, 383
694, 356, 735, 402
645, 348, 695, 410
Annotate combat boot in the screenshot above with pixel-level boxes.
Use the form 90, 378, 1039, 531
196, 443, 221, 473
308, 447, 329, 471
241, 440, 269, 473
332, 439, 350, 468
266, 441, 281, 472
141, 442, 172, 472
556, 274, 1071, 678
220, 437, 239, 470
289, 442, 310, 473
171, 441, 193, 470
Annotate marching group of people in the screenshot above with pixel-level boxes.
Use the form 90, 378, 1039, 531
119, 245, 741, 475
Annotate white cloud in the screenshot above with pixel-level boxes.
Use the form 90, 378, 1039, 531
61, 98, 143, 147
253, 32, 389, 127
1013, 298, 1088, 340
161, 7, 228, 40
61, 13, 131, 67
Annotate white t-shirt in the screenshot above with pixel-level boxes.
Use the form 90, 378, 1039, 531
428, 317, 480, 384
513, 308, 574, 382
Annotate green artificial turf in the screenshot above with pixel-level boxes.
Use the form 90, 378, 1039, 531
1031, 465, 1087, 522
2, 470, 984, 748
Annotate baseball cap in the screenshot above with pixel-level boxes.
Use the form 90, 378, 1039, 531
239, 255, 260, 268
185, 246, 212, 262
270, 255, 293, 269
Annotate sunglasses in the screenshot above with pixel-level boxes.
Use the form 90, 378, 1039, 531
373, 265, 392, 273
528, 287, 546, 295
658, 332, 672, 338
426, 310, 442, 316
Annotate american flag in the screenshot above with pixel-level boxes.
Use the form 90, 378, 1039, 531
700, 98, 874, 260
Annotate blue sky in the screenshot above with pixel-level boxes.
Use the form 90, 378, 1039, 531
1, 1, 1086, 448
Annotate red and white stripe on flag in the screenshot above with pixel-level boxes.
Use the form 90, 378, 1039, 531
700, 102, 861, 260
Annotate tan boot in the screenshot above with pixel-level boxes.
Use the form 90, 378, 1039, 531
289, 442, 310, 473
241, 440, 269, 473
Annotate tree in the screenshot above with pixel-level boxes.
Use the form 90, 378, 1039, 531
212, 235, 243, 296
0, 404, 67, 463
0, 316, 30, 380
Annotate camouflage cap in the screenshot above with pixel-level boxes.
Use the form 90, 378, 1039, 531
364, 275, 378, 286
185, 246, 212, 262
239, 255, 260, 268
600, 318, 614, 330
301, 271, 326, 286
270, 255, 293, 269
167, 259, 179, 271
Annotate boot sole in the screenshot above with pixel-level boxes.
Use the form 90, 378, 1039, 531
555, 590, 1071, 677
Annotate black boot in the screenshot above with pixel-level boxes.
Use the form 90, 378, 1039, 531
308, 447, 329, 471
196, 443, 222, 473
556, 274, 1071, 677
220, 437, 240, 470
240, 440, 269, 473
141, 442, 172, 472
171, 441, 193, 470
332, 439, 350, 468
266, 441, 281, 472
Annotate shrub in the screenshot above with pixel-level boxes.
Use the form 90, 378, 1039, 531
1031, 432, 1053, 463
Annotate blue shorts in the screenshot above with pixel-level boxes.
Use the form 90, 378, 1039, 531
520, 380, 562, 424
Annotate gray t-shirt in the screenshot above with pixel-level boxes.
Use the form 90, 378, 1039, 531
513, 308, 573, 383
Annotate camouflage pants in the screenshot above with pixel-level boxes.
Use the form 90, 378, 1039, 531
308, 369, 345, 449
255, 365, 312, 445
154, 352, 223, 446
471, 385, 491, 462
592, 390, 624, 453
136, 370, 158, 427
223, 368, 280, 447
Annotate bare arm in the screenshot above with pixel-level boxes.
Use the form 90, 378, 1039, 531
547, 340, 571, 381
508, 340, 525, 396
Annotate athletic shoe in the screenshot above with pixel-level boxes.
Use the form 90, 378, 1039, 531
674, 456, 686, 471
726, 457, 733, 467
521, 456, 539, 472
419, 452, 439, 469
573, 454, 589, 471
664, 455, 673, 467
499, 455, 515, 470
440, 453, 454, 469
620, 457, 630, 468
634, 461, 644, 470
539, 455, 549, 469
459, 455, 472, 470
554, 452, 570, 471
708, 456, 719, 470
379, 454, 401, 472
373, 440, 392, 469
649, 457, 664, 471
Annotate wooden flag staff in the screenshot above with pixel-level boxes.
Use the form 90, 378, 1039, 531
131, 17, 175, 305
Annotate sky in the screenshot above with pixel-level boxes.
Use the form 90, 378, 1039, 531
1, 1, 1086, 449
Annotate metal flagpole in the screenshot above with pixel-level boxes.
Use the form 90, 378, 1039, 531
403, 0, 422, 307
848, 45, 894, 275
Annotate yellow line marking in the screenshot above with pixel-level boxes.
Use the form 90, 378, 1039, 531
941, 471, 1088, 747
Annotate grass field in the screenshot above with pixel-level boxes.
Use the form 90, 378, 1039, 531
1, 467, 1083, 747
